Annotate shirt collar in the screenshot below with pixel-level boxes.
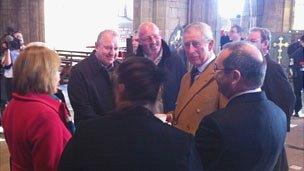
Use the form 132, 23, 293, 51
196, 52, 216, 72
144, 48, 163, 65
229, 88, 262, 102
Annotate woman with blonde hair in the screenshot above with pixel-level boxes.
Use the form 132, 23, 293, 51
2, 42, 71, 171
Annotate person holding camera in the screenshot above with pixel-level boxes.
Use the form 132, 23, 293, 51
1, 31, 23, 102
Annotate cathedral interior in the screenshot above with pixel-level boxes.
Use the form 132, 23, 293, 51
0, 0, 303, 170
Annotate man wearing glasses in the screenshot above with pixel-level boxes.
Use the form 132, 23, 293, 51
195, 41, 287, 171
247, 27, 295, 171
136, 22, 186, 114
172, 22, 227, 135
68, 30, 120, 125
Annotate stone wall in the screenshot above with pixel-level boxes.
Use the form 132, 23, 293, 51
133, 0, 188, 41
0, 0, 44, 43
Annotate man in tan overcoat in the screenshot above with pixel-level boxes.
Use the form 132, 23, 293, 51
172, 22, 227, 134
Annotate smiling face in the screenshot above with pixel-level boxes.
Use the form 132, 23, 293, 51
138, 23, 162, 58
183, 28, 214, 67
95, 32, 118, 66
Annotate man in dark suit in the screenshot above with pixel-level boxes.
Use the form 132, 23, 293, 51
195, 41, 287, 171
247, 27, 295, 171
287, 35, 304, 117
68, 30, 120, 125
59, 57, 202, 171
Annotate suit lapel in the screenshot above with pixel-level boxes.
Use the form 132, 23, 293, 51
175, 62, 215, 115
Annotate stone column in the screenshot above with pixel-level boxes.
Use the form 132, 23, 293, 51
0, 0, 44, 43
190, 0, 220, 52
133, 0, 188, 41
256, 0, 292, 33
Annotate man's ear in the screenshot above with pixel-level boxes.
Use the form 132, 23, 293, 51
262, 40, 270, 51
208, 40, 215, 51
231, 70, 241, 85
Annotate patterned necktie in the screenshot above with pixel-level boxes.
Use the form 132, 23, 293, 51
191, 67, 200, 85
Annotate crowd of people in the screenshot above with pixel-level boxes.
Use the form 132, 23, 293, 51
0, 22, 303, 171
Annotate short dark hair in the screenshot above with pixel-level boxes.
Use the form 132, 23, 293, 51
115, 57, 164, 104
222, 41, 267, 89
231, 25, 242, 33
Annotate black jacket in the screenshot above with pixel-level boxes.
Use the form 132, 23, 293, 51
59, 106, 203, 171
262, 54, 295, 131
68, 52, 119, 125
195, 92, 287, 171
136, 40, 186, 112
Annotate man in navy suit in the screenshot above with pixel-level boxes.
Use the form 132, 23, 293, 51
195, 41, 287, 171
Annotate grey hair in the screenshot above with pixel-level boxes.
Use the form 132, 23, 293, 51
183, 22, 214, 41
96, 29, 119, 44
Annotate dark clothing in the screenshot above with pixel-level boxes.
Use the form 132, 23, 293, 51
136, 40, 186, 112
59, 106, 203, 171
261, 54, 295, 171
68, 51, 119, 125
287, 42, 304, 114
220, 35, 231, 50
195, 92, 287, 171
262, 54, 295, 131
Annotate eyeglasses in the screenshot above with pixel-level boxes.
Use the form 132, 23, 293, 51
213, 63, 232, 72
183, 41, 202, 49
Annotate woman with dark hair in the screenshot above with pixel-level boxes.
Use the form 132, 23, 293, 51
59, 57, 202, 171
2, 42, 72, 171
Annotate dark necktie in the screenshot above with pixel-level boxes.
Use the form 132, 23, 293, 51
191, 67, 200, 85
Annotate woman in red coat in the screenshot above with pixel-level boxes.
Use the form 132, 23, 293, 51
2, 42, 72, 171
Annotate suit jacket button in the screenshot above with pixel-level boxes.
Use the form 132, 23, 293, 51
172, 120, 178, 125
186, 125, 190, 130
196, 108, 200, 113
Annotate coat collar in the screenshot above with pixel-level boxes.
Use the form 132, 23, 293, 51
88, 51, 120, 78
12, 92, 61, 113
227, 91, 268, 107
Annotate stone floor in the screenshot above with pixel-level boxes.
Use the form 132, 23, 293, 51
286, 112, 304, 171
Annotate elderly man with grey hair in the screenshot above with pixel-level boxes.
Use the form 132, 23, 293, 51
68, 30, 121, 125
172, 22, 227, 135
195, 41, 287, 171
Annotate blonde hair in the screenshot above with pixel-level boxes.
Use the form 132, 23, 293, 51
13, 42, 61, 94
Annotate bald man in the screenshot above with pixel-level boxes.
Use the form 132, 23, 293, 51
195, 41, 287, 171
136, 22, 186, 113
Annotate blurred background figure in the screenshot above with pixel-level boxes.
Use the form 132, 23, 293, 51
131, 30, 139, 54
2, 42, 72, 171
220, 29, 230, 49
228, 25, 243, 42
0, 28, 23, 107
287, 35, 304, 117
